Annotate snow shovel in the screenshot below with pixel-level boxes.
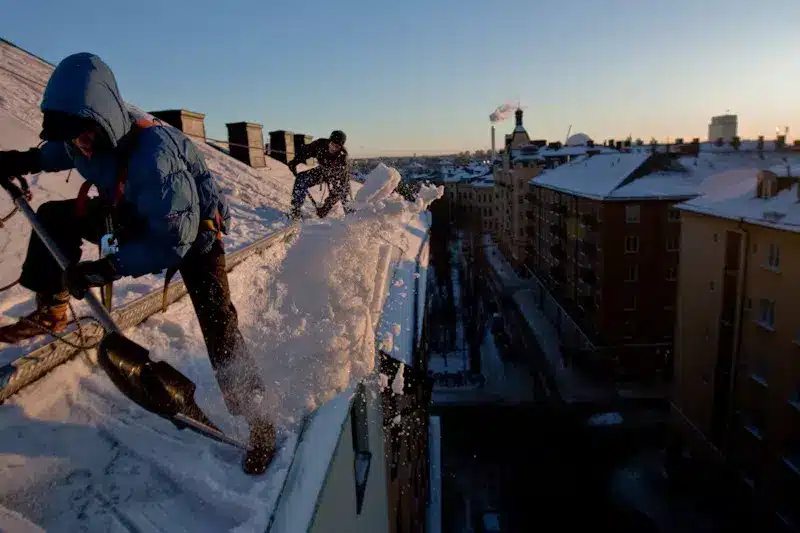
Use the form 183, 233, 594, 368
0, 175, 245, 450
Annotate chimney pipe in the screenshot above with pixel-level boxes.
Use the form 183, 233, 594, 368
491, 125, 496, 160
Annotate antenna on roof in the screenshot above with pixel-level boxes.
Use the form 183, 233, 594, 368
565, 125, 572, 145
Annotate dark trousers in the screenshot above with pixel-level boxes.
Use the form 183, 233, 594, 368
20, 199, 263, 420
180, 239, 264, 418
20, 198, 106, 296
290, 167, 328, 210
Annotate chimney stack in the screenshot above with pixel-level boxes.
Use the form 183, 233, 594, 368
491, 125, 496, 160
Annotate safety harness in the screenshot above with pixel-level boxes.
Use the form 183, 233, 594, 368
75, 119, 223, 313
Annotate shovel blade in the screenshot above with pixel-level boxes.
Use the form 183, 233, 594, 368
98, 331, 199, 420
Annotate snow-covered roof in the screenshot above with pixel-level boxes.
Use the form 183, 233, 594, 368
678, 168, 800, 233
532, 152, 651, 199
531, 149, 794, 201
609, 152, 782, 200
0, 40, 444, 532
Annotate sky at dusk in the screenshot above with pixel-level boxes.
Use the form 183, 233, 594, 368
2, 0, 798, 157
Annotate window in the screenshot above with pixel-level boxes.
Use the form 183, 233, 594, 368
625, 236, 639, 253
767, 243, 781, 269
668, 207, 681, 221
625, 264, 638, 282
351, 383, 371, 515
666, 267, 677, 281
709, 281, 715, 292
624, 294, 637, 311
666, 235, 680, 251
625, 204, 640, 223
757, 298, 775, 329
713, 233, 719, 243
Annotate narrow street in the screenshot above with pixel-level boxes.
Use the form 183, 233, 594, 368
425, 205, 735, 533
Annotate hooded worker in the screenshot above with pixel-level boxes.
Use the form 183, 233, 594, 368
0, 53, 274, 475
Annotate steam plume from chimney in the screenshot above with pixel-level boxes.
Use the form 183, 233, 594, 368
489, 103, 516, 124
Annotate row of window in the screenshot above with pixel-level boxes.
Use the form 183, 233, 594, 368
623, 204, 682, 223
624, 235, 680, 253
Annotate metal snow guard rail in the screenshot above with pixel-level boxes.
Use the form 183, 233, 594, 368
0, 224, 299, 403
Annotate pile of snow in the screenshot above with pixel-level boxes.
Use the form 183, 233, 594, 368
240, 164, 440, 424
0, 163, 441, 531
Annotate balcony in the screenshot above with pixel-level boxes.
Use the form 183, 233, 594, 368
580, 267, 597, 285
551, 203, 568, 215
525, 193, 539, 204
526, 210, 536, 221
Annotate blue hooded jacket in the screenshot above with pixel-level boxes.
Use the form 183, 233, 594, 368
37, 53, 231, 277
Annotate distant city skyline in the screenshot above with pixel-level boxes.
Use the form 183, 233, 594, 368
2, 0, 798, 157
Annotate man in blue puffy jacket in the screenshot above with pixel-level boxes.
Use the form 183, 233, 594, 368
0, 53, 274, 475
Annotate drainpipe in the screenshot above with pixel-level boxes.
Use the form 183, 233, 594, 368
725, 220, 749, 456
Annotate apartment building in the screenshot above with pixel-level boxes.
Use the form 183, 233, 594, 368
525, 150, 691, 382
441, 165, 497, 232
671, 163, 800, 529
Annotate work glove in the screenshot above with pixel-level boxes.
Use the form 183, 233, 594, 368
64, 257, 118, 300
0, 149, 42, 180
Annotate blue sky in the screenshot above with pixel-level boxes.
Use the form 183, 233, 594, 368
2, 0, 798, 157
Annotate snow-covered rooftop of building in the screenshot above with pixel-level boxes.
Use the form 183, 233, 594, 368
441, 163, 491, 183
678, 167, 800, 233
0, 163, 441, 531
0, 39, 444, 531
532, 152, 651, 199
532, 149, 794, 201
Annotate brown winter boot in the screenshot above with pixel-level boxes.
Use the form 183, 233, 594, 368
242, 418, 277, 476
0, 292, 70, 344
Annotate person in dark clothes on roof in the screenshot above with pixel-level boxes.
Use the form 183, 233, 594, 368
0, 52, 275, 475
288, 131, 351, 219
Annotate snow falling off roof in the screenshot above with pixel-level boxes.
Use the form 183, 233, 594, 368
532, 152, 651, 199
679, 168, 800, 233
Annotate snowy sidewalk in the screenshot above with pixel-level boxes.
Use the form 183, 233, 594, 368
483, 238, 609, 404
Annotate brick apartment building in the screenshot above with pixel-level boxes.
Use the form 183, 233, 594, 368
671, 163, 800, 529
525, 150, 693, 382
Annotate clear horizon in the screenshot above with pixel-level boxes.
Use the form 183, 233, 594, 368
2, 0, 798, 158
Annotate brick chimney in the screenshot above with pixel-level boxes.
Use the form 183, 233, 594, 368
226, 122, 267, 168
149, 109, 206, 140
269, 130, 295, 164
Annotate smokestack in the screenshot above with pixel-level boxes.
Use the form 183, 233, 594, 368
491, 125, 496, 160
